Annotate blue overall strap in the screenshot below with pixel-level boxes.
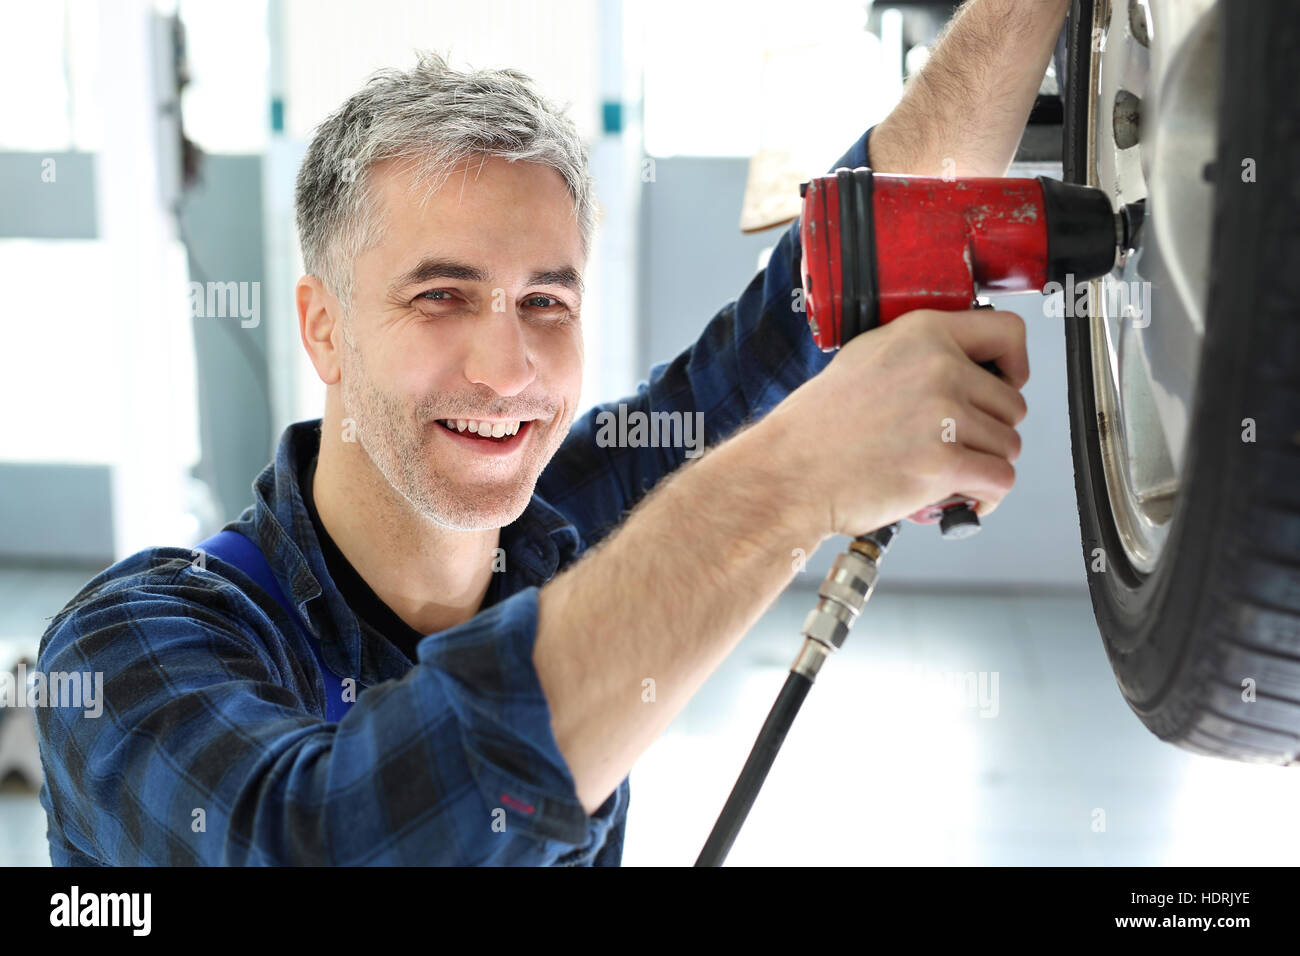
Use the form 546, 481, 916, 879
197, 529, 353, 723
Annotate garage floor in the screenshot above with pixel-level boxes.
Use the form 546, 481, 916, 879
4, 564, 1298, 867
625, 580, 1300, 866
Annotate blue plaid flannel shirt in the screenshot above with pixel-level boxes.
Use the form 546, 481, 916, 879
36, 128, 872, 866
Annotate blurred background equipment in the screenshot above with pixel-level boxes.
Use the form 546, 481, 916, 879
0, 658, 44, 795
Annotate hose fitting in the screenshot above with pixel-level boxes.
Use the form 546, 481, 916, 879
792, 523, 901, 680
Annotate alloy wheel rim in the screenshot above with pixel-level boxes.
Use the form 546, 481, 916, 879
1084, 0, 1218, 574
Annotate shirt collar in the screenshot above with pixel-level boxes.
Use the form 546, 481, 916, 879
233, 419, 583, 681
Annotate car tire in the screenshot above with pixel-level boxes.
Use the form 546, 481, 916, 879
1063, 0, 1300, 763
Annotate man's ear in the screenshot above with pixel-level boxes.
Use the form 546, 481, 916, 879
298, 275, 343, 385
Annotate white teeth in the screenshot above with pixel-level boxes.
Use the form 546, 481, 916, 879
443, 418, 523, 437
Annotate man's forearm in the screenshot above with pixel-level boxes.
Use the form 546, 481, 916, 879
534, 423, 823, 815
868, 0, 1071, 176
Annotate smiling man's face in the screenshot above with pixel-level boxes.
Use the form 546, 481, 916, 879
338, 153, 586, 531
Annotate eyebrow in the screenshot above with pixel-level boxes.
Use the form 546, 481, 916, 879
388, 256, 584, 297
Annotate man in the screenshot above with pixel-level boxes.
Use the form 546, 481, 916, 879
37, 0, 1067, 865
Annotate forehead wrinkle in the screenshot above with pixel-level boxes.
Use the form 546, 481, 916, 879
377, 160, 583, 298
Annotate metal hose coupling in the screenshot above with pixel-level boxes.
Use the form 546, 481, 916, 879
791, 523, 901, 681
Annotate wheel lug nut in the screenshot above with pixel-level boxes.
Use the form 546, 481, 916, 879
1128, 0, 1150, 47
1113, 89, 1141, 149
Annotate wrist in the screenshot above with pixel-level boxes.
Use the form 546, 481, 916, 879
724, 415, 832, 549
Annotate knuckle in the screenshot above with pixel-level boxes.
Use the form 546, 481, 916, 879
924, 348, 958, 380
911, 309, 946, 340
912, 352, 945, 387
1012, 390, 1029, 423
998, 459, 1017, 491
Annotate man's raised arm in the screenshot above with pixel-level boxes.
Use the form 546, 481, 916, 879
868, 0, 1072, 176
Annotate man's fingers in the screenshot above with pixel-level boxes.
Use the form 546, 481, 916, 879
949, 405, 1022, 463
942, 309, 1030, 389
947, 445, 1017, 513
957, 360, 1029, 427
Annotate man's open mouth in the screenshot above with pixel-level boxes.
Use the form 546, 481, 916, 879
436, 418, 530, 444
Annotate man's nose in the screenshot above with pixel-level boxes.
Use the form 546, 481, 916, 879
462, 306, 537, 396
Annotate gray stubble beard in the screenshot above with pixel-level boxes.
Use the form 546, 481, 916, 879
337, 332, 562, 532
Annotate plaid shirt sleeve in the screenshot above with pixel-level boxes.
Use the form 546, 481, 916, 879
537, 127, 874, 546
37, 550, 617, 866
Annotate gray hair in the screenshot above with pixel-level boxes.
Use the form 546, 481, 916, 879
294, 50, 597, 315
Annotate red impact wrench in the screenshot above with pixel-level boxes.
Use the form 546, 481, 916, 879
799, 167, 1143, 538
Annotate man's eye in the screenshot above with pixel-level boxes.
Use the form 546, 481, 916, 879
414, 290, 569, 314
